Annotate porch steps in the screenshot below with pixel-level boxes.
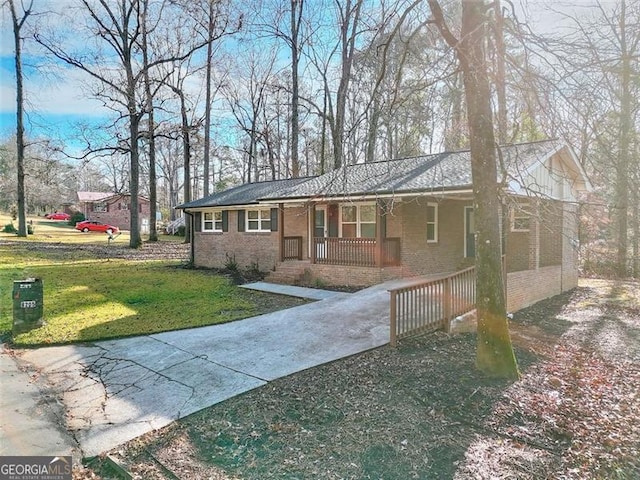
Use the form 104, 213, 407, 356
266, 260, 311, 285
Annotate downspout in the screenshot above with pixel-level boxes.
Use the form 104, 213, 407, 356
183, 209, 195, 265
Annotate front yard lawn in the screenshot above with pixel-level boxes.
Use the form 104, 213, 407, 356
1, 242, 305, 346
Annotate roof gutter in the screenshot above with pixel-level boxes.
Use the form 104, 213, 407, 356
258, 188, 475, 205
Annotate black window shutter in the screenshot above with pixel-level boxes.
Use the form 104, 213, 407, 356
237, 210, 245, 232
194, 212, 202, 232
270, 208, 278, 232
222, 210, 229, 232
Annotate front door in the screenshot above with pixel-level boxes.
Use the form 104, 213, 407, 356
314, 206, 328, 259
464, 206, 475, 258
315, 207, 327, 238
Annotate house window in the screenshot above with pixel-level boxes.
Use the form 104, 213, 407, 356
340, 204, 376, 238
511, 205, 530, 232
119, 202, 129, 211
93, 202, 107, 212
203, 211, 223, 232
426, 203, 438, 243
247, 209, 271, 232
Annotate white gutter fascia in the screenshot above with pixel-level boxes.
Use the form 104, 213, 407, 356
259, 188, 475, 205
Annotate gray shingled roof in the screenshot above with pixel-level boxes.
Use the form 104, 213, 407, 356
178, 139, 566, 208
177, 177, 312, 209
262, 139, 565, 201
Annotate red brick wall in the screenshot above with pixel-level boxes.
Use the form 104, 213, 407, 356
300, 264, 403, 287
191, 198, 581, 302
396, 199, 468, 276
506, 202, 580, 311
540, 200, 563, 267
86, 196, 151, 231
194, 206, 308, 270
284, 206, 309, 259
506, 230, 530, 272
507, 266, 562, 311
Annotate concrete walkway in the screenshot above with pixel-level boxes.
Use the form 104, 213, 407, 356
0, 344, 80, 459
5, 282, 393, 458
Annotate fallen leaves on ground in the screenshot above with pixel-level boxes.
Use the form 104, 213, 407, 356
83, 278, 640, 479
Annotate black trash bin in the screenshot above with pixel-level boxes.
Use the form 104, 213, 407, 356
12, 278, 44, 334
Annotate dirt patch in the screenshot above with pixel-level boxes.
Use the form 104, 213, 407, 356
78, 278, 640, 479
0, 239, 192, 262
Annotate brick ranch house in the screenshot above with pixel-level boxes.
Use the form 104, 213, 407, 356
77, 192, 151, 232
178, 139, 591, 312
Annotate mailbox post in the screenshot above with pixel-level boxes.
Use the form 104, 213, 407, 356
12, 278, 44, 334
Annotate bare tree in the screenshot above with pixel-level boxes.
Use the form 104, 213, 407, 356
184, 0, 237, 195
224, 48, 279, 182
35, 0, 208, 247
429, 0, 519, 379
7, 0, 32, 237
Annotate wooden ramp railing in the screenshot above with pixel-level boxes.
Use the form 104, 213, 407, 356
389, 266, 476, 347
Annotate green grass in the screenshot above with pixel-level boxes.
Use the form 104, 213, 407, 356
1, 212, 134, 245
0, 234, 301, 346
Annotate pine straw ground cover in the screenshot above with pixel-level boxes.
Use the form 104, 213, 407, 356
81, 278, 640, 480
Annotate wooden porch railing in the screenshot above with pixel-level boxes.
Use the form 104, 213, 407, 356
389, 266, 476, 347
312, 237, 401, 267
282, 236, 303, 261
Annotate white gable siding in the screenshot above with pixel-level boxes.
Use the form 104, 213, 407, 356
523, 154, 576, 202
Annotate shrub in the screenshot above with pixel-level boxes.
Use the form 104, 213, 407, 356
2, 223, 17, 234
69, 211, 85, 226
176, 225, 186, 237
224, 253, 239, 272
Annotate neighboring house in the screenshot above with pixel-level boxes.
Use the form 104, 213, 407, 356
77, 192, 151, 232
178, 139, 591, 312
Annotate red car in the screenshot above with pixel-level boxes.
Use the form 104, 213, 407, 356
45, 212, 71, 221
75, 220, 119, 234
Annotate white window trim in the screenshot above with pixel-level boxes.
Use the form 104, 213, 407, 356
464, 206, 474, 258
339, 203, 376, 238
426, 202, 438, 243
93, 202, 107, 213
246, 209, 271, 232
511, 205, 530, 232
202, 210, 223, 232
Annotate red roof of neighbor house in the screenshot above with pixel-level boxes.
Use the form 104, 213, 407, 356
77, 192, 150, 203
77, 192, 113, 202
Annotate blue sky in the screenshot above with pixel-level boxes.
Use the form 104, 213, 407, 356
0, 0, 600, 151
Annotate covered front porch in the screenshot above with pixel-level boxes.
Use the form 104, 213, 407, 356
282, 236, 401, 267
277, 201, 402, 268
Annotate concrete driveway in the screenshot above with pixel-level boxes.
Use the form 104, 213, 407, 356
7, 282, 394, 458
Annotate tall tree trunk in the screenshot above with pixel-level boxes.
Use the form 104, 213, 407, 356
290, 0, 303, 177
127, 90, 142, 247
632, 183, 639, 278
332, 0, 363, 169
174, 87, 191, 243
203, 0, 215, 196
9, 0, 31, 238
445, 72, 464, 150
365, 97, 381, 163
493, 0, 508, 144
320, 92, 328, 174
142, 0, 158, 242
429, 0, 518, 379
616, 0, 631, 277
